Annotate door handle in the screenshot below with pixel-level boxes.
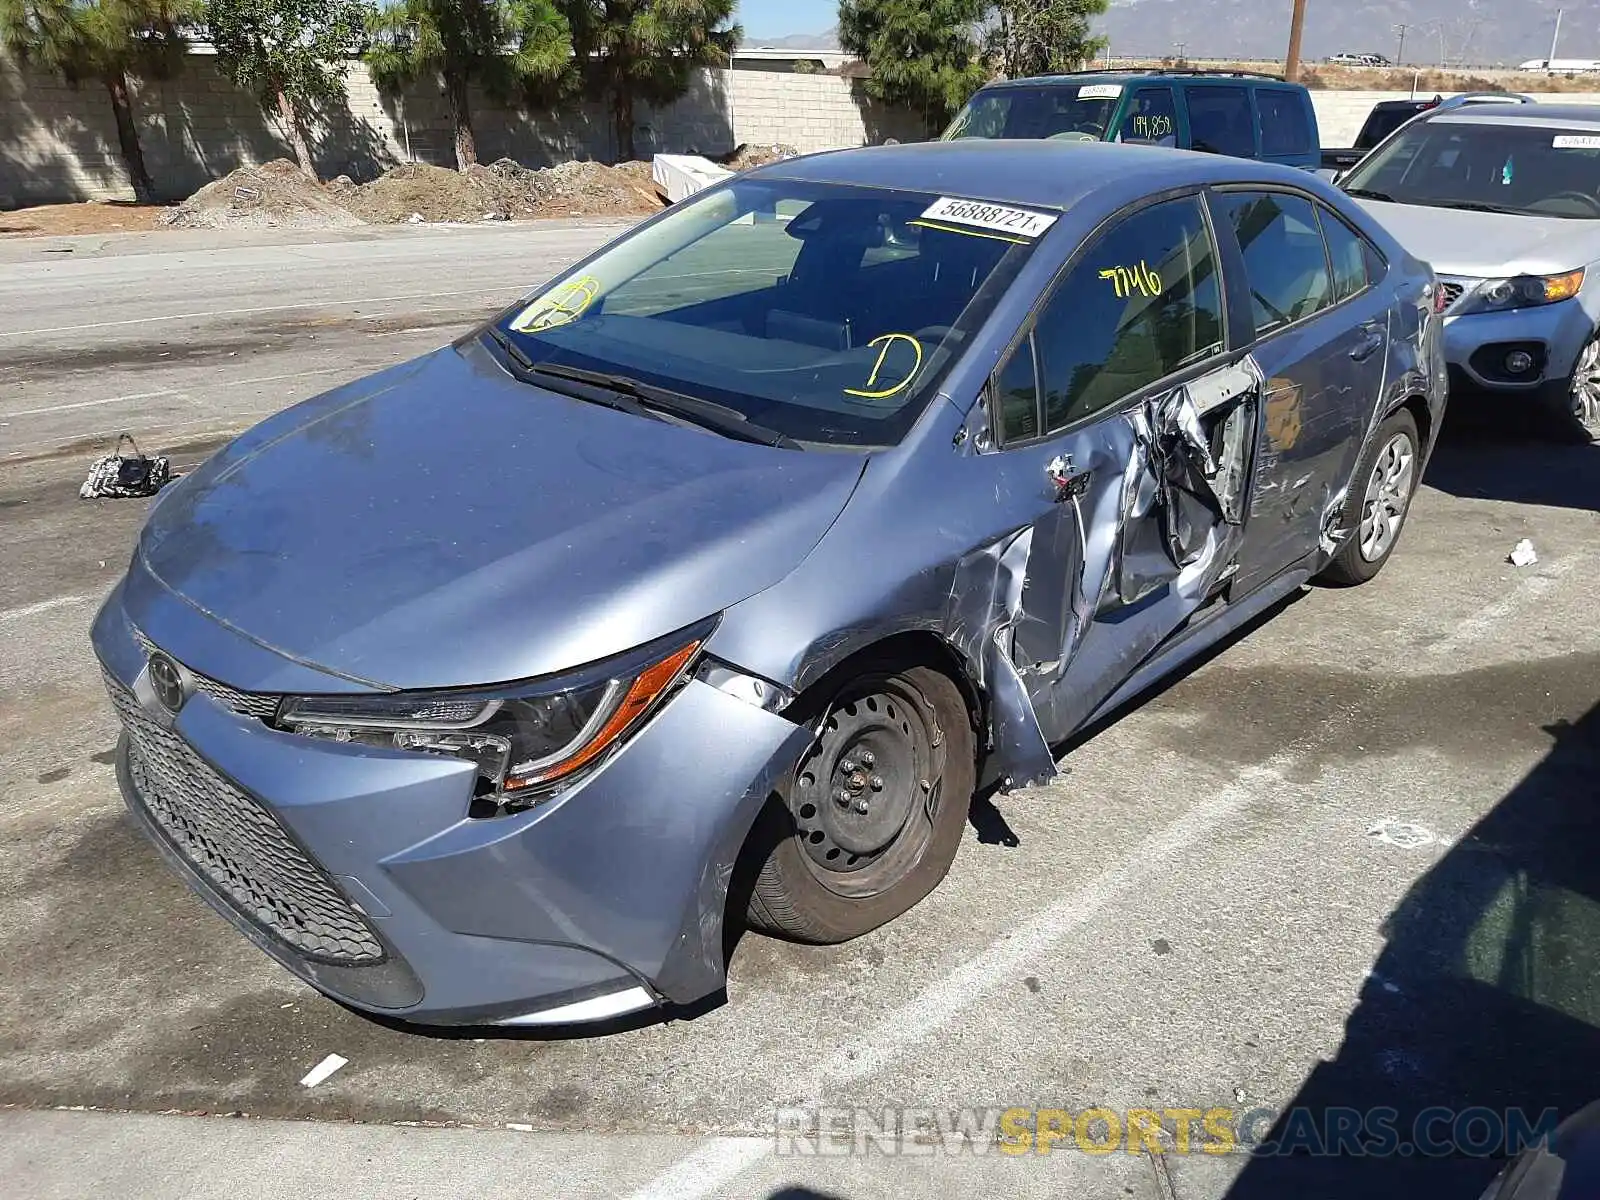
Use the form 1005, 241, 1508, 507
1047, 454, 1092, 502
1350, 321, 1386, 362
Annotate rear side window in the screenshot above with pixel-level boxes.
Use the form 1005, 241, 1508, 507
1214, 191, 1334, 335
998, 196, 1225, 437
1120, 87, 1178, 147
1186, 86, 1255, 157
1318, 206, 1370, 301
1257, 89, 1312, 156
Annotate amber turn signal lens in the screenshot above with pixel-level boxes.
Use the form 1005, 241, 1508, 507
506, 641, 701, 790
1540, 269, 1586, 304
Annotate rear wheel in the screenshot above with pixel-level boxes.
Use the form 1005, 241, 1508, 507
746, 665, 975, 944
1319, 409, 1420, 587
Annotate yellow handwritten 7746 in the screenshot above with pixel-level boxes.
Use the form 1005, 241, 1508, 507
1098, 260, 1163, 299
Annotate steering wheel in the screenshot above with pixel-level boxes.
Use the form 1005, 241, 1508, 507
1527, 190, 1600, 217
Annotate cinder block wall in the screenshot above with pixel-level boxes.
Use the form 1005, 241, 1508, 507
5, 52, 1598, 207
0, 55, 921, 205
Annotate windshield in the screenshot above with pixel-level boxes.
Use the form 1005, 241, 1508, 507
942, 84, 1120, 142
496, 179, 1043, 447
1343, 120, 1600, 218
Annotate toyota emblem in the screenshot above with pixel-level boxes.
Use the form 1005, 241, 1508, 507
147, 653, 186, 714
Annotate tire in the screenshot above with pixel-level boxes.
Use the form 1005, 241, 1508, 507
1319, 409, 1421, 588
746, 664, 976, 944
1544, 334, 1600, 443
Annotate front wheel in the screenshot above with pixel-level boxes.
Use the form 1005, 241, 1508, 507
1319, 409, 1421, 587
1551, 334, 1600, 443
745, 665, 975, 944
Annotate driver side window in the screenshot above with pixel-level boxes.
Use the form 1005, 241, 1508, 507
994, 194, 1226, 444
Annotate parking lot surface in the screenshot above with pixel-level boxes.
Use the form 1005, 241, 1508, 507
2, 221, 1597, 1199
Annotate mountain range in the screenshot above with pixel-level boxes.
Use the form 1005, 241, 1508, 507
746, 1, 1600, 64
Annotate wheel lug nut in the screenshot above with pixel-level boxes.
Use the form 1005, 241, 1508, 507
840, 759, 857, 775
834, 789, 850, 806
870, 775, 884, 791
859, 750, 875, 768
854, 799, 870, 814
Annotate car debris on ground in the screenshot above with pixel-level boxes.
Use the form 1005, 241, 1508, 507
78, 435, 170, 500
1509, 538, 1540, 567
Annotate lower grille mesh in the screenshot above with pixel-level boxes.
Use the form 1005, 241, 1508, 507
105, 670, 384, 964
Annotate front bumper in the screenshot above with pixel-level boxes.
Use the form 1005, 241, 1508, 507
1441, 296, 1593, 395
93, 581, 811, 1026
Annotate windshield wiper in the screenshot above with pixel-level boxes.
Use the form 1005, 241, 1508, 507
1430, 200, 1522, 215
482, 327, 660, 422
527, 361, 802, 450
1343, 186, 1398, 203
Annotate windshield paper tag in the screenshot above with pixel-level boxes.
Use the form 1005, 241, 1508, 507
920, 197, 1058, 239
1079, 84, 1124, 99
1553, 135, 1600, 149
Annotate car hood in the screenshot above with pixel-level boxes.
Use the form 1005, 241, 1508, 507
1356, 199, 1597, 276
137, 342, 866, 691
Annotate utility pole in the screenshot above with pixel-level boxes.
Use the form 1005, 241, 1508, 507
1393, 23, 1408, 66
1550, 8, 1565, 66
1284, 0, 1309, 82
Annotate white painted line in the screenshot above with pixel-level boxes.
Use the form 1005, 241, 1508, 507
628, 546, 1580, 1200
1, 366, 351, 419
2, 389, 178, 419
1425, 554, 1579, 656
298, 1053, 348, 1088
623, 1138, 774, 1200
0, 595, 92, 623
626, 757, 1294, 1200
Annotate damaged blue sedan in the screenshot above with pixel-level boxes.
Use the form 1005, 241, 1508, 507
94, 141, 1446, 1028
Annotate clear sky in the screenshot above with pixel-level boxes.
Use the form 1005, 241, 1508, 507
739, 0, 837, 37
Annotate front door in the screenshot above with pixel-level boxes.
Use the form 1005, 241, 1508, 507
971, 192, 1264, 753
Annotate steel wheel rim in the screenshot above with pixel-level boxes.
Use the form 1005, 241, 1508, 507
1358, 432, 1416, 563
1571, 338, 1600, 434
788, 677, 945, 900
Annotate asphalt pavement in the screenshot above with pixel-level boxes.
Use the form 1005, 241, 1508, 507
2, 221, 1598, 1200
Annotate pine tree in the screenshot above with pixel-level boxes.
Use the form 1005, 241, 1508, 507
561, 0, 739, 162
0, 0, 199, 202
208, 0, 371, 182
365, 0, 570, 170
839, 0, 991, 135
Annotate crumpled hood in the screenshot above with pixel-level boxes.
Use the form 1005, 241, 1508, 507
138, 342, 865, 691
1357, 199, 1595, 277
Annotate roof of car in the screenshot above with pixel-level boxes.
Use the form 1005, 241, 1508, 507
979, 69, 1293, 88
1433, 103, 1600, 129
755, 139, 1321, 213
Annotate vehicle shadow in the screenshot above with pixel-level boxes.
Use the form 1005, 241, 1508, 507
1424, 409, 1600, 513
1223, 698, 1600, 1199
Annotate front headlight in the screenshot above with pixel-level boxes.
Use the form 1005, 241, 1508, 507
1454, 269, 1586, 315
279, 630, 706, 811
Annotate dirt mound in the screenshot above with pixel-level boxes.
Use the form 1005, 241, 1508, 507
340, 162, 509, 224
518, 159, 663, 217
160, 160, 364, 230
161, 154, 680, 231
338, 158, 662, 223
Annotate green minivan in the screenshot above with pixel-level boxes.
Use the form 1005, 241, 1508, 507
942, 69, 1323, 172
